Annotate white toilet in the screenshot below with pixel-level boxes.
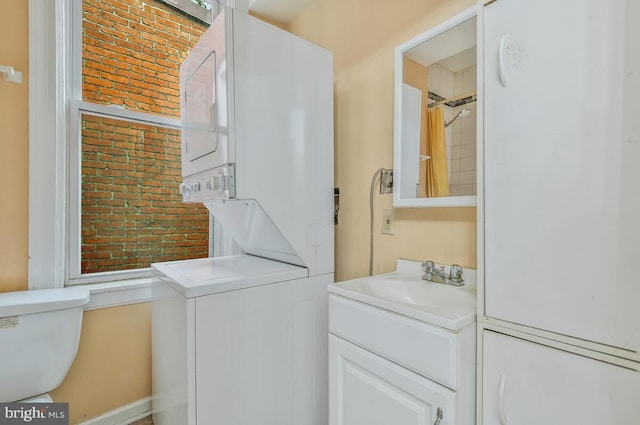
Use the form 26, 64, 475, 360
0, 287, 90, 402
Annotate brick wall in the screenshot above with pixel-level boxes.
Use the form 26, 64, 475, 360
81, 0, 210, 274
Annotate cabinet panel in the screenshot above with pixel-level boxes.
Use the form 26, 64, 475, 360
329, 335, 456, 425
399, 83, 422, 199
483, 0, 640, 352
194, 276, 328, 425
329, 295, 461, 390
482, 331, 640, 424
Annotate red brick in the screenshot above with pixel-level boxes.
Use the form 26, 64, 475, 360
84, 75, 115, 88
83, 12, 115, 29
84, 43, 117, 59
81, 0, 208, 273
84, 28, 114, 43
114, 9, 139, 24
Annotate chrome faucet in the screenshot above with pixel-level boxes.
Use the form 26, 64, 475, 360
421, 261, 465, 286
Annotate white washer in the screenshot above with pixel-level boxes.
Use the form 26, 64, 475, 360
152, 255, 330, 425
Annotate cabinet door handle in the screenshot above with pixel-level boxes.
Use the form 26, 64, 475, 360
434, 407, 443, 425
498, 374, 507, 425
498, 34, 510, 87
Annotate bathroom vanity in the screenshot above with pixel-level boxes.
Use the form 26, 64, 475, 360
328, 260, 476, 425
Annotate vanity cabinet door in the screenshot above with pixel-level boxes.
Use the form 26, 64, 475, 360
482, 331, 640, 425
329, 334, 456, 425
483, 0, 640, 352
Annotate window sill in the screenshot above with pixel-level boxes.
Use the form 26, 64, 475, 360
79, 277, 158, 311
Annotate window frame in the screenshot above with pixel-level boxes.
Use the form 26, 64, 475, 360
28, 0, 69, 291
28, 0, 218, 306
68, 104, 183, 285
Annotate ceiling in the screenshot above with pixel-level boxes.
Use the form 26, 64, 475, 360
404, 17, 477, 72
437, 47, 477, 73
248, 0, 316, 23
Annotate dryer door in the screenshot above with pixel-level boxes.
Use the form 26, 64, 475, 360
184, 50, 218, 163
180, 9, 230, 179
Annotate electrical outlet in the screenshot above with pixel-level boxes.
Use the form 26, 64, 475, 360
382, 209, 394, 235
380, 170, 393, 194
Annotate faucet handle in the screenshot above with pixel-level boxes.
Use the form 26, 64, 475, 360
449, 264, 464, 282
422, 260, 435, 273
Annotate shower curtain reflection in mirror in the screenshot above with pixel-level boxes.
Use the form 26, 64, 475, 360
426, 106, 450, 197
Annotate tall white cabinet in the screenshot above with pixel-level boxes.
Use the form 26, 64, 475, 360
479, 0, 640, 423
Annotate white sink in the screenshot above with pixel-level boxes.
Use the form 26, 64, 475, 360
328, 260, 477, 330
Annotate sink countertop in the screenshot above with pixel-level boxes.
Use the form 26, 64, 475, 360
328, 259, 477, 331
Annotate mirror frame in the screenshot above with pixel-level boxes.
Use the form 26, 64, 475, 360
393, 6, 479, 208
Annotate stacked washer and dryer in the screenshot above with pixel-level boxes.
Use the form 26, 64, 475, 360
151, 7, 334, 425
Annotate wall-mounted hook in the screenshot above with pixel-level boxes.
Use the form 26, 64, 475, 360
0, 65, 23, 84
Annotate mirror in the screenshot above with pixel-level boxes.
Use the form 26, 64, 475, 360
393, 8, 477, 208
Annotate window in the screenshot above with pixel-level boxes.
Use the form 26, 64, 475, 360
67, 0, 212, 284
29, 0, 214, 289
79, 115, 209, 275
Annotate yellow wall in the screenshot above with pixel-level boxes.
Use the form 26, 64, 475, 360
50, 303, 152, 424
250, 10, 290, 31
0, 0, 29, 293
1, 4, 152, 423
289, 0, 477, 281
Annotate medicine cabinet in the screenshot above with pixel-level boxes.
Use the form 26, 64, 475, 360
393, 7, 478, 208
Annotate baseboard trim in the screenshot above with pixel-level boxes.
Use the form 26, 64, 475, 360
77, 397, 152, 425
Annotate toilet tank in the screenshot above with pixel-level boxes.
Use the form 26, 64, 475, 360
0, 288, 90, 402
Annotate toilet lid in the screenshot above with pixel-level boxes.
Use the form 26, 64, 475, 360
0, 288, 90, 317
19, 394, 54, 403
